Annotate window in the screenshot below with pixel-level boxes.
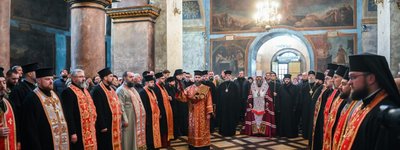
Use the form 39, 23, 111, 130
278, 63, 288, 79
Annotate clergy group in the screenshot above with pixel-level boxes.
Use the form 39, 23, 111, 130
1, 53, 400, 150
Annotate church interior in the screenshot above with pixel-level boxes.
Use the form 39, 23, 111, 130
1, 0, 400, 149
2, 0, 399, 78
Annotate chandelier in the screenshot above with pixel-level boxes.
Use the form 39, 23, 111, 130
254, 0, 282, 30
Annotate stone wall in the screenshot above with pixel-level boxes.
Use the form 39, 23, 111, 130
183, 31, 205, 73
390, 4, 400, 75
361, 24, 377, 54
182, 0, 205, 72
152, 0, 168, 71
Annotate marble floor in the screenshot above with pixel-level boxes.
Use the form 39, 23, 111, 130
162, 132, 309, 150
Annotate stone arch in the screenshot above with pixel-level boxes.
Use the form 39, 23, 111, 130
248, 28, 314, 76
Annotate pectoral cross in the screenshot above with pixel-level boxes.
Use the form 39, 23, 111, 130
44, 97, 64, 149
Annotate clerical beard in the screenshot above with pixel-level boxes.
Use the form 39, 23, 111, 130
256, 80, 263, 87
340, 91, 350, 99
195, 81, 201, 86
351, 83, 369, 100
126, 82, 134, 88
75, 81, 87, 89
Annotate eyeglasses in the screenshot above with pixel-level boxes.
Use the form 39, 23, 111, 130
349, 73, 370, 80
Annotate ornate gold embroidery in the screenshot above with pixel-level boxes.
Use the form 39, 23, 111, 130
34, 89, 69, 150
70, 85, 98, 150
100, 83, 122, 150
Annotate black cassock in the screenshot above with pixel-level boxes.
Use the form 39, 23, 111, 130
174, 80, 189, 136
153, 83, 169, 144
233, 77, 247, 122
9, 80, 36, 142
21, 90, 56, 150
139, 88, 159, 149
202, 80, 217, 132
134, 83, 144, 93
350, 93, 400, 149
90, 85, 114, 150
307, 83, 323, 140
216, 81, 241, 136
299, 81, 320, 139
165, 84, 180, 137
310, 87, 333, 150
268, 80, 281, 135
276, 83, 299, 138
60, 84, 86, 150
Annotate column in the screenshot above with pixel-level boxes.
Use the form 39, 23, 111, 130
377, 0, 400, 75
107, 5, 160, 76
152, 0, 183, 71
166, 0, 183, 70
0, 0, 11, 69
68, 0, 110, 78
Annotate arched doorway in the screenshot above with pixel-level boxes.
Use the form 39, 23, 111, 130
270, 49, 307, 79
248, 28, 314, 77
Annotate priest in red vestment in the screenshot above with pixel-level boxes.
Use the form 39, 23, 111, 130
91, 68, 122, 150
0, 67, 17, 150
183, 70, 213, 149
61, 69, 97, 150
139, 75, 162, 149
338, 54, 400, 149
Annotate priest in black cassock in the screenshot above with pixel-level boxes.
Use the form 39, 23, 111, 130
61, 69, 97, 150
267, 71, 281, 135
276, 74, 299, 138
9, 62, 38, 143
216, 70, 241, 136
173, 69, 189, 136
337, 54, 400, 149
165, 77, 179, 138
307, 72, 325, 141
91, 68, 122, 150
21, 68, 70, 149
299, 71, 316, 139
201, 70, 217, 132
139, 75, 162, 149
153, 72, 174, 147
310, 67, 335, 150
233, 71, 247, 122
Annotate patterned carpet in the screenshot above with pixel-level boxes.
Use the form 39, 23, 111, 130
162, 132, 309, 150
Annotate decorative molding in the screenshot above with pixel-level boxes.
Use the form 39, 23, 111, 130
106, 5, 161, 21
375, 0, 400, 9
362, 18, 377, 24
183, 26, 206, 32
66, 0, 111, 7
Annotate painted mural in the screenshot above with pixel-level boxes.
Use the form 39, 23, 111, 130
368, 0, 377, 11
11, 0, 69, 29
307, 33, 357, 72
10, 27, 55, 68
211, 0, 356, 33
362, 0, 377, 23
211, 37, 253, 75
183, 1, 202, 20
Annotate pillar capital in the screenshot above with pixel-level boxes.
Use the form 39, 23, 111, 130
106, 5, 161, 23
67, 0, 111, 8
